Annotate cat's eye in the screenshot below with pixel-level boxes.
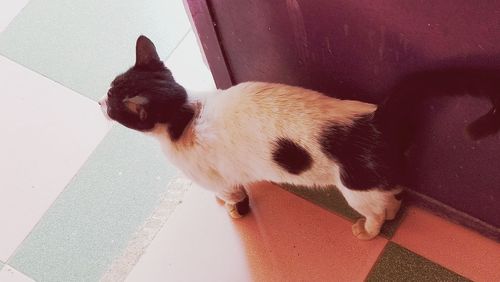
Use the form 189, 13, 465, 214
107, 90, 113, 97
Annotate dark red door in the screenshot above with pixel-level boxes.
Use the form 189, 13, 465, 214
186, 0, 500, 237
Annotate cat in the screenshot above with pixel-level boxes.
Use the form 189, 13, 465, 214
99, 35, 500, 240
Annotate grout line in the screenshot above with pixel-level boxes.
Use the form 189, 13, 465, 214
100, 178, 191, 282
1, 263, 37, 281
364, 240, 391, 280
0, 53, 103, 104
1, 26, 192, 104
0, 0, 31, 33
164, 28, 192, 61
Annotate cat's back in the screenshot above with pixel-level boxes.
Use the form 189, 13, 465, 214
198, 81, 376, 154
179, 82, 376, 186
208, 81, 376, 129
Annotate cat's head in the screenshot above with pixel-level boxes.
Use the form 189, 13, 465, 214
99, 35, 188, 132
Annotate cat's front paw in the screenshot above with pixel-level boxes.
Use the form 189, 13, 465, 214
225, 196, 250, 218
352, 218, 379, 240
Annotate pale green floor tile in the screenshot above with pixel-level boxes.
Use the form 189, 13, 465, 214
9, 125, 180, 282
0, 0, 190, 101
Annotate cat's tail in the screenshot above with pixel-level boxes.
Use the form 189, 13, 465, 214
373, 67, 500, 150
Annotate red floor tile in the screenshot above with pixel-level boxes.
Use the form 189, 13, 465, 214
128, 182, 388, 282
392, 207, 500, 282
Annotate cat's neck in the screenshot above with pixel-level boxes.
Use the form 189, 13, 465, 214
148, 89, 214, 144
170, 88, 213, 138
166, 101, 199, 141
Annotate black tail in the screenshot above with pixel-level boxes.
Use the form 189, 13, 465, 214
374, 67, 500, 151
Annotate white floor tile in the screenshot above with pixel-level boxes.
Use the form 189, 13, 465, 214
0, 265, 34, 282
166, 31, 216, 92
124, 187, 251, 282
0, 1, 30, 32
0, 55, 112, 261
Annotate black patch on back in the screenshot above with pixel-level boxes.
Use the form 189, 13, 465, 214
272, 138, 313, 175
320, 115, 401, 191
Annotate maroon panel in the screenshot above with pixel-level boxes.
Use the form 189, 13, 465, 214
209, 0, 500, 98
183, 0, 233, 88
189, 0, 500, 228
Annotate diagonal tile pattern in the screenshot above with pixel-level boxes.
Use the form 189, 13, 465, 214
0, 0, 499, 281
8, 125, 180, 282
0, 54, 111, 262
367, 242, 470, 282
126, 181, 500, 282
0, 0, 190, 101
393, 207, 500, 282
126, 183, 388, 282
284, 185, 407, 238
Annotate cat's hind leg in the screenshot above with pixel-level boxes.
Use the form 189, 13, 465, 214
216, 185, 250, 218
385, 188, 404, 220
337, 185, 402, 240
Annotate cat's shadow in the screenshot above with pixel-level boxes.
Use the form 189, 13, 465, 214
231, 182, 386, 281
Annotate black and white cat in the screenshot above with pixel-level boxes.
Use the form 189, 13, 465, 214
99, 35, 500, 240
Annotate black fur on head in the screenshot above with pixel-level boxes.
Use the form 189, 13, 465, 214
104, 35, 193, 139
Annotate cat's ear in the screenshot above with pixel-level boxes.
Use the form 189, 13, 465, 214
124, 96, 149, 121
135, 35, 161, 66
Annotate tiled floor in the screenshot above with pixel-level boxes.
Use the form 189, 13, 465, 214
0, 0, 211, 281
392, 207, 500, 281
0, 0, 29, 32
1, 1, 499, 282
126, 183, 499, 282
126, 183, 388, 282
0, 265, 34, 282
0, 53, 112, 264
